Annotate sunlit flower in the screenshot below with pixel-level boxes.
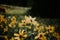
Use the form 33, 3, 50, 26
45, 25, 55, 33
4, 26, 8, 32
14, 30, 27, 40
10, 37, 14, 40
32, 21, 39, 26
11, 16, 16, 24
8, 23, 16, 28
35, 32, 46, 40
24, 16, 36, 24
11, 20, 16, 25
11, 16, 16, 21
8, 24, 12, 27
8, 16, 17, 28
18, 20, 26, 27
34, 25, 45, 32
53, 32, 60, 40
39, 26, 45, 32
0, 15, 7, 23
18, 22, 24, 27
21, 20, 26, 25
34, 26, 39, 31
0, 15, 4, 22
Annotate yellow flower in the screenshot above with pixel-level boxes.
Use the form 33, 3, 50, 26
18, 20, 26, 27
34, 26, 39, 31
3, 35, 8, 40
0, 15, 7, 23
24, 16, 36, 24
11, 21, 16, 25
8, 24, 12, 27
34, 25, 45, 32
14, 30, 27, 40
11, 16, 16, 24
39, 26, 45, 32
21, 20, 26, 25
0, 15, 4, 22
18, 22, 24, 27
35, 32, 46, 40
32, 22, 40, 31
10, 37, 14, 40
8, 16, 17, 28
11, 16, 16, 21
24, 16, 39, 27
45, 25, 55, 33
53, 32, 60, 40
4, 26, 8, 32
32, 21, 39, 26
8, 23, 16, 28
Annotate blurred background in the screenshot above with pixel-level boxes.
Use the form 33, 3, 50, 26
0, 0, 60, 18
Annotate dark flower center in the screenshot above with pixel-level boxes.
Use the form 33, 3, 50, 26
40, 34, 43, 37
19, 35, 23, 38
24, 22, 25, 23
50, 29, 52, 31
30, 19, 32, 22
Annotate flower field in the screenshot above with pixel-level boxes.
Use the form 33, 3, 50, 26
0, 14, 60, 40
0, 5, 60, 40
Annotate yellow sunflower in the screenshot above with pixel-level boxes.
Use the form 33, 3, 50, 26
18, 20, 26, 27
10, 37, 14, 40
8, 23, 16, 28
11, 16, 16, 21
39, 26, 45, 32
8, 23, 12, 27
45, 25, 55, 33
53, 32, 60, 40
0, 15, 4, 22
32, 21, 39, 26
0, 15, 7, 23
24, 16, 36, 24
8, 16, 17, 28
14, 30, 27, 40
4, 26, 8, 32
34, 26, 40, 31
35, 32, 46, 40
11, 16, 16, 24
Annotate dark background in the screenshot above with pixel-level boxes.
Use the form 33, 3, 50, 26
0, 0, 60, 18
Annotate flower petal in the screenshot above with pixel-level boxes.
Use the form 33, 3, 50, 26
14, 33, 19, 37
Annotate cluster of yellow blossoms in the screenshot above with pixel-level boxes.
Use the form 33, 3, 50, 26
0, 15, 8, 40
0, 14, 60, 40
